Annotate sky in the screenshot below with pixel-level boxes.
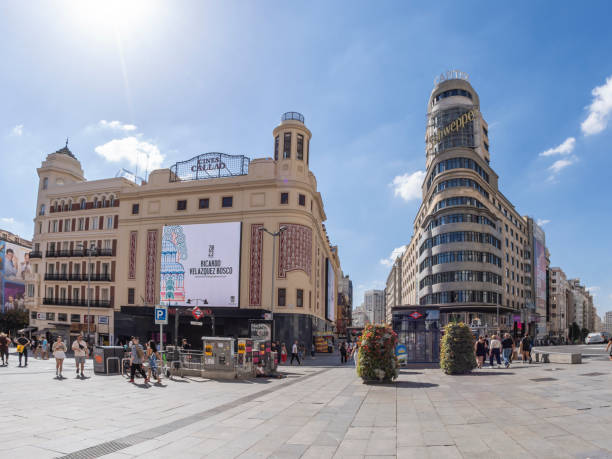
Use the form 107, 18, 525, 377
1, 1, 612, 317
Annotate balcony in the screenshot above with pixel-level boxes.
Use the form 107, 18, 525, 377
44, 248, 115, 258
30, 251, 43, 258
44, 273, 112, 282
42, 297, 112, 308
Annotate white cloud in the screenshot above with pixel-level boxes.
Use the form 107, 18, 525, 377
536, 219, 550, 226
539, 137, 575, 156
547, 156, 577, 181
98, 120, 137, 132
11, 125, 23, 136
581, 75, 612, 135
380, 245, 407, 267
95, 137, 164, 172
391, 170, 425, 202
0, 217, 31, 239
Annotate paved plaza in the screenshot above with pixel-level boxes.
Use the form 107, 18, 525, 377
2, 350, 612, 458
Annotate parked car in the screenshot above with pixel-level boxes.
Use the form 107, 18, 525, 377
585, 332, 609, 344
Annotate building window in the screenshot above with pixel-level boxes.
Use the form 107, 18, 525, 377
42, 177, 48, 189
177, 200, 187, 211
278, 288, 286, 306
27, 284, 35, 297
221, 196, 233, 208
128, 288, 135, 305
58, 313, 67, 322
199, 198, 209, 209
80, 198, 86, 209
274, 135, 279, 161
132, 204, 139, 215
39, 204, 45, 216
64, 219, 71, 232
298, 194, 306, 206
484, 142, 489, 152
46, 312, 55, 321
297, 289, 304, 307
280, 192, 289, 204
283, 132, 291, 159
78, 218, 85, 231
91, 217, 98, 230
70, 314, 80, 323
297, 134, 304, 160
106, 216, 113, 229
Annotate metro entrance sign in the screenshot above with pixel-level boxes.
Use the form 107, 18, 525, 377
409, 311, 423, 320
192, 307, 204, 320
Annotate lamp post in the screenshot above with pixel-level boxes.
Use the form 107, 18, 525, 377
77, 242, 97, 344
259, 226, 287, 313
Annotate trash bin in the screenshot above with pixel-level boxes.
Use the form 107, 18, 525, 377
93, 346, 124, 374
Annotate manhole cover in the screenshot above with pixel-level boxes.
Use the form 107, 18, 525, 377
529, 377, 558, 382
581, 372, 606, 376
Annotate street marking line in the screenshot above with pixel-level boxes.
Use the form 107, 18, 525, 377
59, 368, 332, 459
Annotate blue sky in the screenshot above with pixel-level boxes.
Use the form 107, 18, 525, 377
2, 1, 612, 317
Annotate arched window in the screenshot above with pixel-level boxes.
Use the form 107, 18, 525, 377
67, 199, 72, 211
42, 177, 48, 190
93, 197, 98, 208
80, 198, 86, 210
53, 201, 59, 212
39, 204, 46, 216
109, 195, 115, 207
101, 196, 107, 208
60, 200, 65, 212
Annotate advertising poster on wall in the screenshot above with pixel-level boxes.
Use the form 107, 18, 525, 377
0, 241, 30, 313
159, 222, 241, 307
533, 223, 547, 329
325, 258, 335, 322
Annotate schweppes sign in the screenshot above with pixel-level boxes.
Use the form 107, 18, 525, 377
426, 108, 478, 146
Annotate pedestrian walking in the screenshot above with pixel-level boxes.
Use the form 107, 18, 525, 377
474, 336, 487, 368
501, 333, 515, 368
489, 334, 502, 367
519, 335, 532, 364
0, 332, 9, 366
280, 343, 288, 364
41, 336, 49, 360
311, 342, 316, 358
340, 342, 347, 364
146, 341, 162, 384
129, 337, 148, 383
72, 334, 89, 378
52, 336, 67, 378
290, 340, 301, 365
15, 333, 30, 367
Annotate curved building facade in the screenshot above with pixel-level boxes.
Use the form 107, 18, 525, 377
390, 73, 538, 335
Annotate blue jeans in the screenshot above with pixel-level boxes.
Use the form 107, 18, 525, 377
502, 348, 512, 365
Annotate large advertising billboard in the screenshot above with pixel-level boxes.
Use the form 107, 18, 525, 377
0, 241, 31, 313
325, 258, 335, 321
533, 224, 547, 324
159, 223, 241, 307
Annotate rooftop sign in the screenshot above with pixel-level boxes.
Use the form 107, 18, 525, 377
170, 152, 250, 182
434, 70, 469, 86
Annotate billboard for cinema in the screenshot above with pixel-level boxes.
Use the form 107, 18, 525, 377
533, 223, 547, 320
159, 222, 241, 307
0, 241, 31, 313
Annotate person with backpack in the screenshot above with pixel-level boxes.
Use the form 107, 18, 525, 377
519, 335, 532, 364
15, 333, 30, 367
128, 337, 147, 383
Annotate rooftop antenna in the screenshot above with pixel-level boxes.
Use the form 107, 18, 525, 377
65, 137, 69, 148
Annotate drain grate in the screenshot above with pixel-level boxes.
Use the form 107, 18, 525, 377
580, 372, 606, 376
529, 377, 558, 382
62, 441, 130, 459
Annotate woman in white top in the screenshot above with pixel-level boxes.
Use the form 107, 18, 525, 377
52, 336, 67, 379
489, 335, 502, 367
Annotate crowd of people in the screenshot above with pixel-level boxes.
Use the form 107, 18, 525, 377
474, 333, 533, 369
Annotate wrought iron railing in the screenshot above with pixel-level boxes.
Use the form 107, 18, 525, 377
42, 298, 112, 308
281, 111, 304, 123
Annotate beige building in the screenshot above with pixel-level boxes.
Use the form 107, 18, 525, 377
567, 279, 593, 330
28, 113, 342, 346
385, 256, 402, 324
386, 73, 546, 336
548, 267, 570, 338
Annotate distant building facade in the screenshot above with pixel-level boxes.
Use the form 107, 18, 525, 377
364, 289, 385, 324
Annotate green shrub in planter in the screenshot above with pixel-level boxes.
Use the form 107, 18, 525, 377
440, 322, 476, 374
356, 323, 399, 382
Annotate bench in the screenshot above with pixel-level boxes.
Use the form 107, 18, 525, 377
532, 349, 581, 364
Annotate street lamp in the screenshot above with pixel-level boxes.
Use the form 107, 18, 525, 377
259, 226, 287, 313
77, 242, 97, 344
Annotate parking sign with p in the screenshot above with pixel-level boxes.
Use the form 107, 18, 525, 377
155, 305, 168, 325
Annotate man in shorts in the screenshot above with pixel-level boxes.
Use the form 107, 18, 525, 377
72, 334, 89, 378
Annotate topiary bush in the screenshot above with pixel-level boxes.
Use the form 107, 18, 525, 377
440, 322, 476, 374
356, 323, 398, 382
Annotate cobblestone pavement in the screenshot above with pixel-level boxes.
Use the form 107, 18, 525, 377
2, 351, 612, 458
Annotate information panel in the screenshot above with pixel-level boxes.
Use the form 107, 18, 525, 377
160, 222, 241, 307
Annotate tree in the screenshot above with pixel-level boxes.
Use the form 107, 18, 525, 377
581, 327, 590, 341
568, 322, 581, 343
356, 323, 398, 382
0, 310, 29, 335
440, 322, 476, 374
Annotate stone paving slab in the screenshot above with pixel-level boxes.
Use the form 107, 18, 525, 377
3, 351, 612, 458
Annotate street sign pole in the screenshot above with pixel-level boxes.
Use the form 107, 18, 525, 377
160, 323, 163, 352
